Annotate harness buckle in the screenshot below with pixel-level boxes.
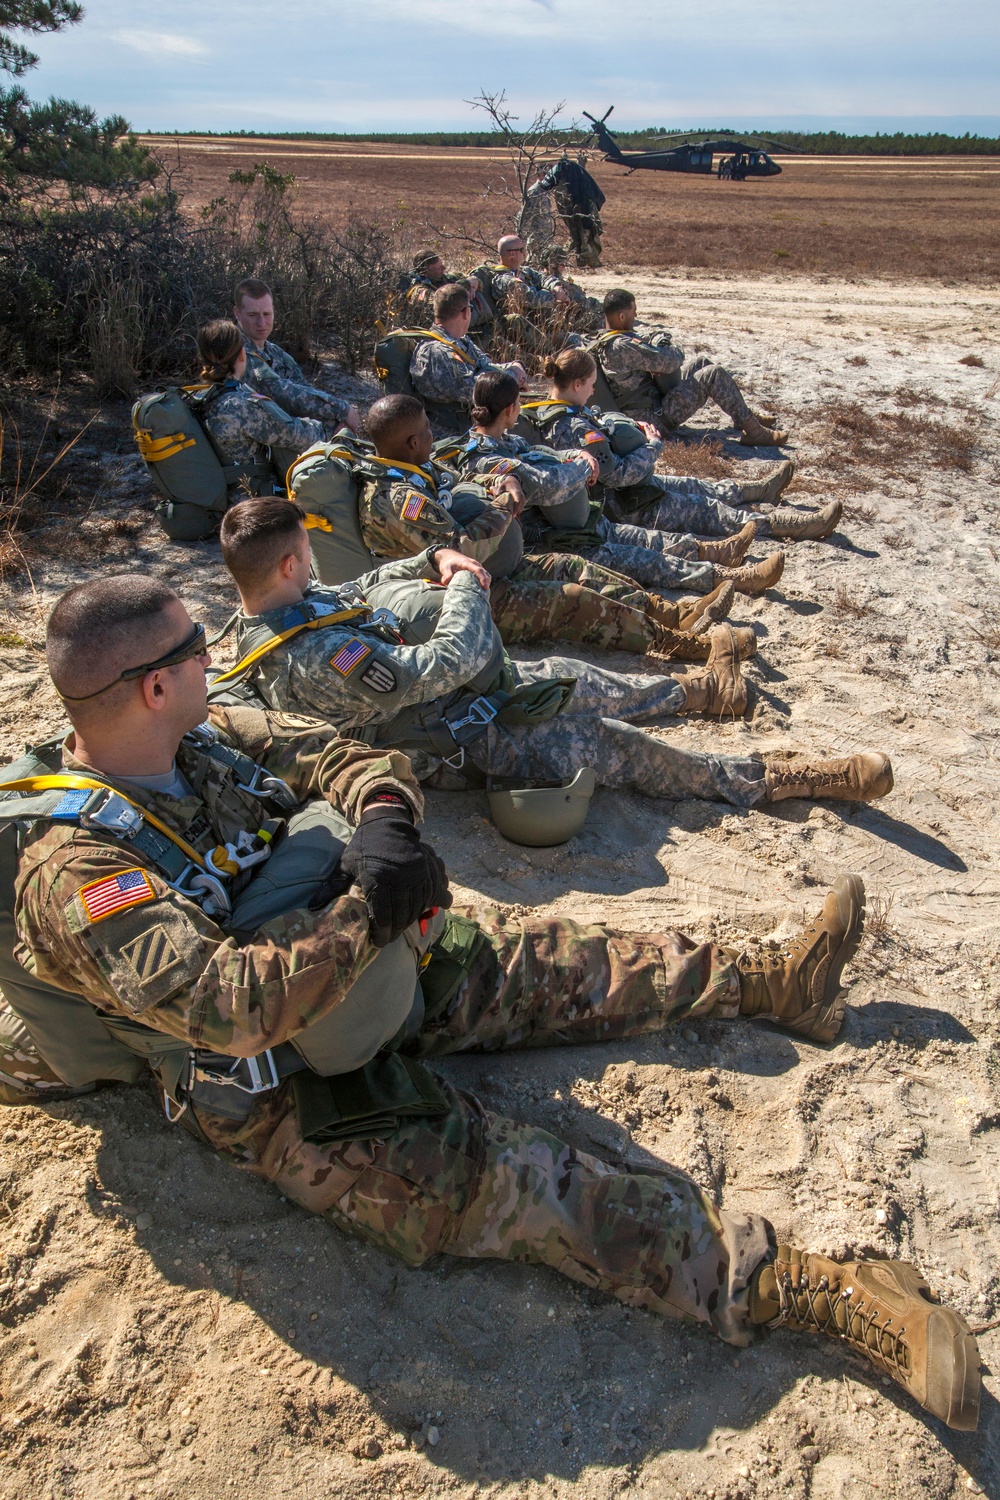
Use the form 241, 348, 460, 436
84, 790, 144, 839
367, 607, 403, 633
235, 763, 296, 804
167, 860, 231, 918
189, 1049, 280, 1095
446, 697, 499, 735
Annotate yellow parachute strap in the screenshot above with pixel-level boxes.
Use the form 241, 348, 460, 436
134, 430, 197, 463
210, 607, 371, 685
589, 331, 619, 352
519, 400, 568, 414
0, 774, 208, 870
365, 455, 440, 494
302, 513, 332, 532
383, 327, 478, 369
286, 443, 358, 495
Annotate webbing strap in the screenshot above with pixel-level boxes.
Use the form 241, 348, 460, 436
211, 607, 371, 685
0, 774, 207, 869
386, 327, 478, 368
135, 430, 196, 463
365, 455, 440, 493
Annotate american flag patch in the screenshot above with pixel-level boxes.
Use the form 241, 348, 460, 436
329, 638, 372, 676
582, 431, 605, 445
78, 868, 156, 924
401, 491, 427, 522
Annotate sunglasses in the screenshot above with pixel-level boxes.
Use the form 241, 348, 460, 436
61, 622, 208, 702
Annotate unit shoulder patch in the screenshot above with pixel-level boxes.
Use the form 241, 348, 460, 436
329, 639, 372, 677
120, 924, 182, 986
359, 659, 398, 694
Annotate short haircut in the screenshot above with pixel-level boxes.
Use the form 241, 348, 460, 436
220, 498, 308, 595
413, 249, 442, 272
603, 288, 636, 317
46, 575, 179, 722
197, 319, 244, 381
543, 347, 597, 388
433, 282, 470, 322
471, 369, 520, 427
497, 234, 524, 255
365, 394, 425, 452
234, 277, 272, 307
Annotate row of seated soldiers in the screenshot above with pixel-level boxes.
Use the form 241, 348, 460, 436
0, 272, 982, 1435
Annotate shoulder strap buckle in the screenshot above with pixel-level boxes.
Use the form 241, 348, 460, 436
84, 789, 145, 839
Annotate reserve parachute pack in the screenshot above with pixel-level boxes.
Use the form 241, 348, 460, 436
373, 326, 475, 433
517, 400, 648, 458
133, 382, 278, 542
0, 723, 477, 1138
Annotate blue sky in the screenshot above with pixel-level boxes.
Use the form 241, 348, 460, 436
24, 0, 1000, 134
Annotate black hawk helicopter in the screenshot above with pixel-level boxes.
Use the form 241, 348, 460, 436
583, 107, 798, 180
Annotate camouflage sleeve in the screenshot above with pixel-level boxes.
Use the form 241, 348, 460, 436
352, 549, 440, 593
600, 334, 682, 380
359, 477, 512, 561
15, 833, 380, 1057
236, 391, 332, 454
494, 269, 553, 310
283, 574, 498, 725
468, 451, 590, 511
246, 354, 350, 424
207, 704, 424, 822
410, 342, 478, 406
268, 344, 307, 383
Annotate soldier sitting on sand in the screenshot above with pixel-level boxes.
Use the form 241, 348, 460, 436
0, 572, 975, 1433
540, 246, 604, 333
596, 288, 789, 449
409, 284, 527, 437
232, 276, 361, 434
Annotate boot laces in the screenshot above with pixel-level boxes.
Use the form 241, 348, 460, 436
769, 765, 850, 791
770, 1268, 911, 1376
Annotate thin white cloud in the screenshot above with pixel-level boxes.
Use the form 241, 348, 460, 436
111, 30, 208, 59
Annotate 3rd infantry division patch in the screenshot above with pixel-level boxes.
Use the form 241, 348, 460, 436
120, 924, 182, 984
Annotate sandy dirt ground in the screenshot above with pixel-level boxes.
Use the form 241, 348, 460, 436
1, 266, 999, 1499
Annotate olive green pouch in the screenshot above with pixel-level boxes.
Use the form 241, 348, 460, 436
291, 1052, 450, 1144
419, 912, 493, 1023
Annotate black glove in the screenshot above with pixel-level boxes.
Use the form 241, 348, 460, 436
339, 799, 452, 948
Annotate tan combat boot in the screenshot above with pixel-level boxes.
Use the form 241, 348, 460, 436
697, 521, 758, 567
764, 751, 893, 803
716, 552, 785, 596
674, 580, 735, 635
678, 624, 747, 715
652, 623, 757, 663
738, 460, 795, 504
768, 499, 843, 541
740, 415, 789, 447
730, 873, 865, 1041
750, 1247, 981, 1431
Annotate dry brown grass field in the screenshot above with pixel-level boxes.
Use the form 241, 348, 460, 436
149, 136, 1000, 282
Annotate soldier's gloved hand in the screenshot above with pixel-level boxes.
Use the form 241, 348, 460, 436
340, 794, 452, 948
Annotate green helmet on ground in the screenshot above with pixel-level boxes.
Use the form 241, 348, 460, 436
487, 768, 596, 846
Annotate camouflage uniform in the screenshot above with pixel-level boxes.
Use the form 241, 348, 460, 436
487, 267, 563, 357
399, 275, 491, 335
240, 569, 770, 806
456, 432, 716, 594
542, 272, 604, 332
357, 458, 713, 655
358, 458, 518, 565
598, 325, 754, 434
410, 326, 520, 436
542, 403, 767, 538
243, 337, 351, 426
203, 381, 335, 469
6, 725, 772, 1345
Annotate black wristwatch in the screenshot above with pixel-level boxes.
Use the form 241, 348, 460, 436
426, 543, 445, 573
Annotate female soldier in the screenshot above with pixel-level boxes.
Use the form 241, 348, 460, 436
535, 348, 842, 544
455, 370, 785, 598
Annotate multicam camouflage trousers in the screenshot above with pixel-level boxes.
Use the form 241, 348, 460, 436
653, 353, 754, 433
606, 476, 767, 541
201, 906, 772, 1344
0, 910, 773, 1341
489, 554, 713, 657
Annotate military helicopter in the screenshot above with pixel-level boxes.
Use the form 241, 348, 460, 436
582, 107, 796, 180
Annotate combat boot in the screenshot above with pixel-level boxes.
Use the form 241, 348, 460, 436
750, 1246, 981, 1431
764, 751, 893, 803
716, 552, 785, 596
652, 624, 757, 664
730, 873, 865, 1041
675, 580, 735, 635
768, 499, 843, 541
740, 415, 789, 447
697, 521, 757, 567
738, 460, 795, 504
678, 625, 747, 716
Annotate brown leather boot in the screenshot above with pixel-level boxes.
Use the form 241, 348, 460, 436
730, 873, 865, 1041
768, 499, 843, 541
716, 552, 785, 596
764, 751, 893, 803
697, 520, 757, 566
674, 579, 735, 635
740, 415, 789, 447
738, 460, 795, 504
678, 624, 747, 715
750, 1247, 981, 1431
